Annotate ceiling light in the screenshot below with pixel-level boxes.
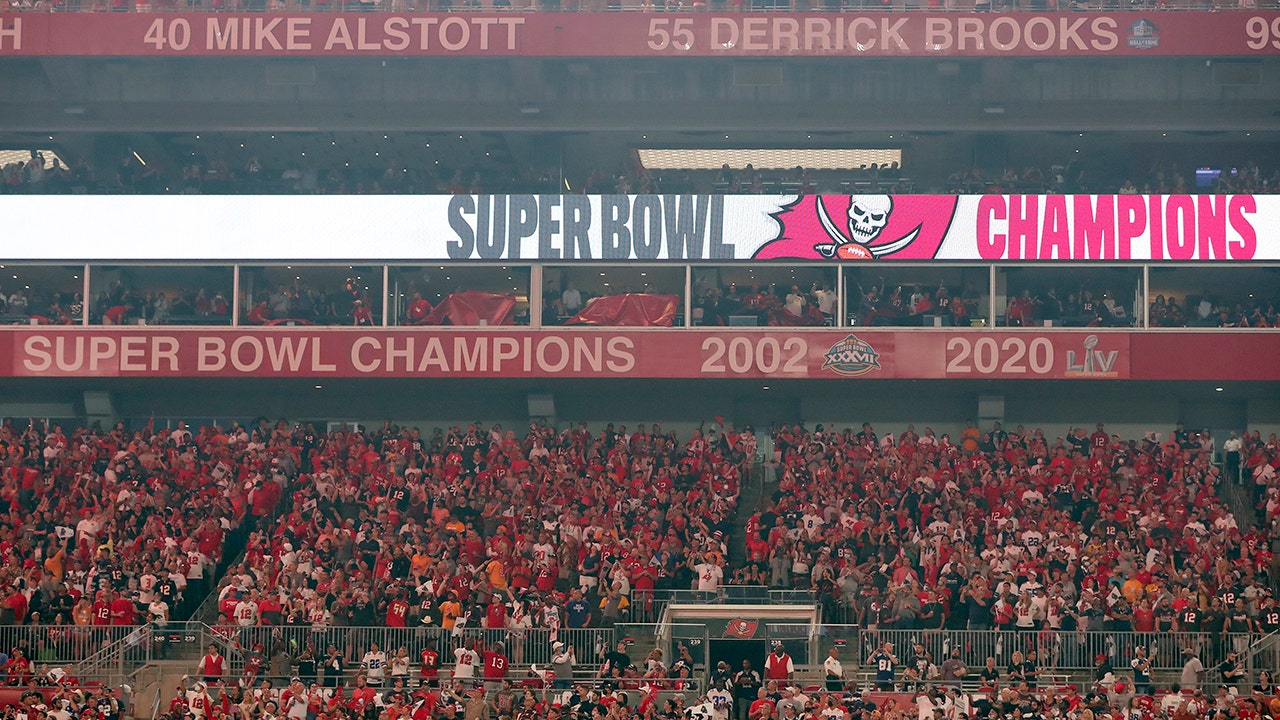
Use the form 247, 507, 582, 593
637, 148, 901, 171
0, 149, 67, 171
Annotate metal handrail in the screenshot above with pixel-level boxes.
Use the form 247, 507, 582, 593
24, 623, 1280, 681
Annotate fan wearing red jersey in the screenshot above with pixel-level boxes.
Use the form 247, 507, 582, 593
386, 595, 410, 628
482, 641, 509, 692
420, 641, 441, 686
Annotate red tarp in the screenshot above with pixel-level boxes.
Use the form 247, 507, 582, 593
422, 291, 516, 326
566, 294, 679, 327
768, 305, 826, 327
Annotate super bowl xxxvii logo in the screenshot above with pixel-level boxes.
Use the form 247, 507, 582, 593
822, 335, 882, 377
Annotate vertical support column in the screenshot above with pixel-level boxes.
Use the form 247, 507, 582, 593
1142, 264, 1151, 328
530, 264, 544, 329
988, 265, 997, 328
684, 265, 693, 327
382, 265, 390, 327
836, 266, 845, 328
231, 265, 241, 327
81, 264, 90, 326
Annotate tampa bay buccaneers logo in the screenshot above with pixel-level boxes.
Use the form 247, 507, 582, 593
723, 619, 760, 638
815, 195, 916, 260
752, 195, 959, 261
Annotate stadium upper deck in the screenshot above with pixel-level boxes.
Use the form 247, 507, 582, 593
1, 0, 1278, 410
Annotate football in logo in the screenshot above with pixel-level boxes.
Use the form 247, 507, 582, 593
822, 335, 882, 377
752, 195, 959, 261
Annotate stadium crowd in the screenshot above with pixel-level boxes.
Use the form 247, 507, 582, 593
6, 153, 1280, 198
207, 418, 751, 635
756, 420, 1279, 673
1149, 294, 1280, 329
0, 417, 272, 632
1, 413, 1280, 720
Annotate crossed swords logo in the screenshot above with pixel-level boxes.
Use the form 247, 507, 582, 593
813, 195, 920, 260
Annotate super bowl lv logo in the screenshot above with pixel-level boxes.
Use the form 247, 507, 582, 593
753, 195, 959, 261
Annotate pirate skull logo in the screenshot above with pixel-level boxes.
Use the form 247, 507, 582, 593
814, 194, 919, 260
848, 195, 893, 243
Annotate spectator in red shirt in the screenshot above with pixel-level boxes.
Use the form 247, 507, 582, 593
482, 642, 508, 692
110, 592, 136, 625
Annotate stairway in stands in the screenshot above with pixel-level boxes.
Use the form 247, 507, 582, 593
729, 440, 776, 571
1219, 474, 1259, 536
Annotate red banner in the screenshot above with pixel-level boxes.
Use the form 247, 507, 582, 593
421, 291, 517, 326
1, 12, 1278, 57
566, 294, 679, 327
2, 327, 1277, 380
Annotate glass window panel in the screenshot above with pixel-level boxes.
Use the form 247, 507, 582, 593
844, 266, 989, 327
690, 265, 837, 327
0, 265, 84, 325
995, 266, 1141, 328
1149, 266, 1280, 328
89, 265, 234, 326
543, 266, 684, 327
239, 265, 383, 326
390, 265, 531, 326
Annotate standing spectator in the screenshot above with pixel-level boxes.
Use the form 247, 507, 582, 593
234, 593, 259, 627
198, 644, 225, 684
361, 642, 387, 686
482, 641, 508, 692
561, 284, 582, 315
453, 639, 480, 685
822, 647, 844, 692
419, 641, 441, 687
189, 682, 213, 720
565, 590, 591, 629
1131, 646, 1153, 696
1219, 651, 1246, 690
321, 645, 345, 688
747, 689, 773, 720
599, 641, 631, 679
599, 586, 630, 627
708, 679, 734, 720
764, 642, 793, 682
692, 553, 725, 595
1225, 432, 1243, 483
732, 660, 761, 720
390, 647, 410, 680
405, 293, 432, 325
940, 648, 967, 689
549, 641, 575, 690
282, 679, 309, 720
1180, 648, 1206, 691
868, 642, 898, 691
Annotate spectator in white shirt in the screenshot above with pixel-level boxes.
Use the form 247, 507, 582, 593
362, 643, 388, 685
822, 647, 844, 691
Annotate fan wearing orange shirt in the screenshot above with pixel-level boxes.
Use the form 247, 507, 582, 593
439, 593, 462, 630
